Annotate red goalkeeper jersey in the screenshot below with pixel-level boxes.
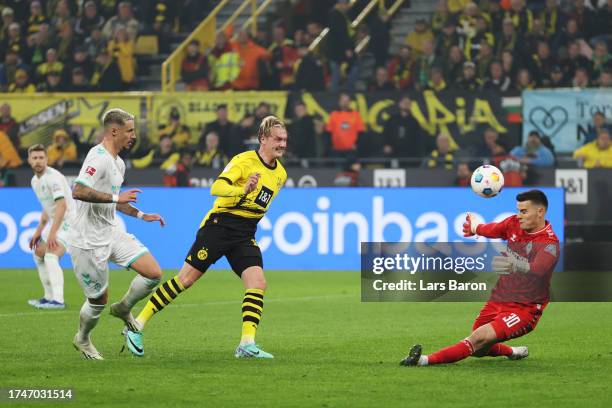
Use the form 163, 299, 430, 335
476, 215, 560, 304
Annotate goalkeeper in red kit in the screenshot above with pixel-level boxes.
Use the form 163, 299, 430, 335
401, 189, 560, 366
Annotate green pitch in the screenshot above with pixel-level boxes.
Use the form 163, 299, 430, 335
1, 269, 611, 408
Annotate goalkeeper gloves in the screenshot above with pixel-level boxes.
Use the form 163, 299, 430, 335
492, 252, 531, 275
462, 213, 481, 237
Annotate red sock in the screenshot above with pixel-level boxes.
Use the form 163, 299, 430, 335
427, 339, 474, 365
488, 343, 513, 357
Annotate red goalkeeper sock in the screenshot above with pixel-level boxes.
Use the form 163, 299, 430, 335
427, 339, 474, 365
488, 343, 513, 357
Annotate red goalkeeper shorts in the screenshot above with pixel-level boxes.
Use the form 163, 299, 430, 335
472, 301, 546, 341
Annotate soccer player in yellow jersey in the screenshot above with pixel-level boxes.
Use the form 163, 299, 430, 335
124, 116, 288, 358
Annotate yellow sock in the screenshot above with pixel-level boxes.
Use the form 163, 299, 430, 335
240, 288, 264, 345
136, 276, 185, 329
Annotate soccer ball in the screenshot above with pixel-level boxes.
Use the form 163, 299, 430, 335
470, 165, 504, 198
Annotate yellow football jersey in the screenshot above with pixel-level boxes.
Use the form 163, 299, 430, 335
201, 150, 287, 226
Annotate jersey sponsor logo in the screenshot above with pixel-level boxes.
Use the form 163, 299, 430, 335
85, 166, 96, 176
197, 248, 208, 260
254, 186, 274, 208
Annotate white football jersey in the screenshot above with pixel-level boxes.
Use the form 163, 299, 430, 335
70, 144, 125, 249
31, 166, 76, 225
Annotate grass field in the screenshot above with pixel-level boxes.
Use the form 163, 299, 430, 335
1, 269, 611, 408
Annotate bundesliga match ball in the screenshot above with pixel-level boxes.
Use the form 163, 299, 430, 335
470, 165, 504, 198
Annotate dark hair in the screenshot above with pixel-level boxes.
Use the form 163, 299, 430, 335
102, 108, 134, 127
27, 143, 46, 155
216, 104, 227, 111
516, 189, 548, 209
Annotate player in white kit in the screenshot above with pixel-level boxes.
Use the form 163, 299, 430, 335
27, 144, 75, 310
69, 109, 165, 360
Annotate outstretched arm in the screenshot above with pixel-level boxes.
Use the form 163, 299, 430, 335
72, 183, 141, 204
117, 202, 166, 227
463, 213, 511, 239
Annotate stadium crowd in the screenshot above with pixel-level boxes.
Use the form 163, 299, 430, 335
1, 0, 611, 187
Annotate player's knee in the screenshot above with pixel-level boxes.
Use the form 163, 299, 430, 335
252, 277, 267, 291
34, 245, 46, 259
148, 264, 162, 280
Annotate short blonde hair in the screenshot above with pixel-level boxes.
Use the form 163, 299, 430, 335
102, 108, 134, 127
258, 115, 285, 142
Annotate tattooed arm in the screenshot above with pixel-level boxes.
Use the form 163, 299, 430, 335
72, 183, 141, 203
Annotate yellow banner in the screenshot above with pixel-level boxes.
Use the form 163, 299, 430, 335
1, 91, 288, 148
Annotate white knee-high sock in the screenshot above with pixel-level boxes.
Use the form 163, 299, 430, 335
44, 253, 64, 303
33, 253, 52, 300
118, 275, 160, 311
77, 301, 105, 343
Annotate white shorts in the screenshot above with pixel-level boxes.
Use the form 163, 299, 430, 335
70, 229, 149, 299
41, 221, 72, 250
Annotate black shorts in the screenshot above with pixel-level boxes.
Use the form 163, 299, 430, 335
185, 213, 263, 276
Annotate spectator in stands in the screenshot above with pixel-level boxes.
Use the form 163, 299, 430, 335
27, 27, 51, 69
369, 66, 394, 91
67, 66, 91, 91
530, 40, 556, 87
147, 0, 174, 54
68, 46, 94, 81
132, 135, 179, 169
200, 104, 234, 157
464, 16, 495, 62
269, 26, 298, 90
231, 29, 269, 91
415, 40, 440, 90
568, 0, 596, 39
524, 17, 549, 56
47, 129, 77, 167
482, 60, 511, 92
366, 8, 391, 68
326, 0, 357, 91
425, 133, 455, 170
475, 40, 495, 79
573, 128, 612, 168
289, 101, 317, 158
383, 96, 425, 158
387, 45, 416, 90
572, 66, 590, 88
495, 147, 525, 187
90, 50, 122, 91
36, 48, 63, 84
505, 0, 533, 33
84, 28, 107, 59
208, 32, 239, 90
585, 111, 612, 144
294, 45, 325, 91
431, 0, 451, 34
334, 158, 361, 187
37, 71, 64, 92
0, 103, 19, 150
510, 130, 554, 167
598, 69, 612, 87
0, 49, 27, 91
486, 0, 505, 34
435, 20, 461, 59
181, 39, 209, 91
540, 0, 564, 37
0, 7, 15, 45
513, 68, 535, 92
51, 0, 74, 34
56, 22, 75, 62
8, 68, 36, 92
553, 18, 583, 53
476, 127, 500, 158
454, 162, 471, 187
457, 2, 484, 39
444, 45, 465, 84
103, 2, 139, 41
2, 22, 27, 60
27, 1, 48, 36
158, 107, 191, 148
164, 149, 193, 187
426, 66, 447, 92
195, 131, 228, 169
107, 25, 135, 88
455, 60, 481, 91
75, 1, 105, 40
230, 113, 257, 154
405, 18, 433, 57
326, 92, 365, 157
496, 18, 524, 63
592, 41, 612, 78
448, 0, 471, 16
501, 49, 517, 82
0, 127, 22, 168
561, 40, 591, 81
549, 64, 567, 88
